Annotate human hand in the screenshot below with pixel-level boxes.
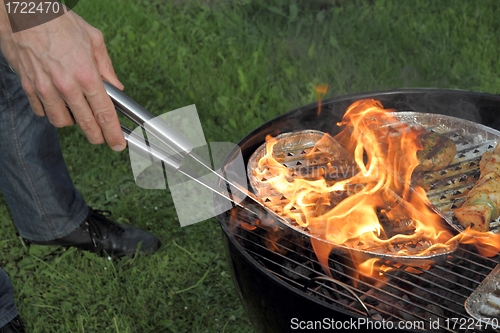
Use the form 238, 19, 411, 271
0, 7, 126, 151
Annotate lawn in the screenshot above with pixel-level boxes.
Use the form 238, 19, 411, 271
2, 0, 500, 332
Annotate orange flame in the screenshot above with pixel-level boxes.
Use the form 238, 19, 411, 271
315, 84, 328, 115
448, 228, 500, 257
252, 99, 500, 280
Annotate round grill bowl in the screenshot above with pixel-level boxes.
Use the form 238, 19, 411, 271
216, 89, 500, 333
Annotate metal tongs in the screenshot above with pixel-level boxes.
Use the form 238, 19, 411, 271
103, 81, 277, 222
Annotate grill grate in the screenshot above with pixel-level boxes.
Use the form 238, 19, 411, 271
228, 215, 498, 332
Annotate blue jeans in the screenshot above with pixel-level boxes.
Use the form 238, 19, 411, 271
0, 51, 89, 326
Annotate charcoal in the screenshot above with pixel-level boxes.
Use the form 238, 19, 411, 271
396, 295, 422, 322
424, 304, 445, 330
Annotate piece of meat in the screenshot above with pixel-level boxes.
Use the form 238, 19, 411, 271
454, 143, 500, 231
480, 151, 493, 173
454, 204, 491, 232
480, 153, 500, 175
415, 132, 457, 172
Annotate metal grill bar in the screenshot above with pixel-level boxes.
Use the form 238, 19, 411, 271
434, 265, 483, 287
334, 264, 466, 322
383, 271, 466, 308
417, 269, 476, 297
230, 226, 430, 316
244, 248, 370, 317
229, 216, 497, 333
457, 247, 499, 265
235, 233, 430, 324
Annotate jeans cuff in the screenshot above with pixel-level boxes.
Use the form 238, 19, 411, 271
0, 308, 19, 330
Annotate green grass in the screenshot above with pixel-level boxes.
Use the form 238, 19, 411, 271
2, 0, 500, 332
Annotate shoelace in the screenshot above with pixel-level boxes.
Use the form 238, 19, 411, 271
86, 209, 125, 248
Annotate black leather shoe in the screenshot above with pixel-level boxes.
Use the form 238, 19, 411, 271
0, 315, 26, 333
25, 208, 161, 257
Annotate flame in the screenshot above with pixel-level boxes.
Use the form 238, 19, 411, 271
315, 84, 328, 115
448, 228, 500, 257
251, 99, 500, 280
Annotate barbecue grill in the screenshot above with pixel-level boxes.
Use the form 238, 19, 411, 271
216, 89, 500, 333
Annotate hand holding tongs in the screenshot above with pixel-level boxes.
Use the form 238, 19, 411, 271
103, 81, 277, 221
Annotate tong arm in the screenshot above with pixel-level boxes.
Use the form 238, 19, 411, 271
121, 125, 182, 173
104, 81, 194, 157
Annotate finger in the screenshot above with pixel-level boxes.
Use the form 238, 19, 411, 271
43, 102, 77, 127
26, 94, 45, 117
50, 69, 105, 142
20, 79, 45, 117
33, 76, 77, 127
65, 92, 105, 145
85, 83, 126, 151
